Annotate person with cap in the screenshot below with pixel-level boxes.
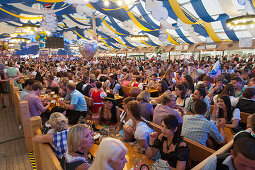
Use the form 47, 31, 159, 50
98, 93, 120, 126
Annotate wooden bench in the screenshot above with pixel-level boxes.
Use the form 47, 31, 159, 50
240, 112, 252, 125
192, 140, 233, 170
30, 116, 62, 170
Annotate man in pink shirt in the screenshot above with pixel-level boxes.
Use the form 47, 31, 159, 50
24, 82, 50, 118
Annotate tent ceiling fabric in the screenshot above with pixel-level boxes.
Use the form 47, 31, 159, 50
0, 0, 254, 51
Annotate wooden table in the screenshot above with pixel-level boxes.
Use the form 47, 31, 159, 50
148, 89, 159, 93
89, 143, 154, 170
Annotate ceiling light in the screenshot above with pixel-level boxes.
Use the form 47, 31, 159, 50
104, 0, 110, 6
226, 14, 255, 29
117, 0, 123, 6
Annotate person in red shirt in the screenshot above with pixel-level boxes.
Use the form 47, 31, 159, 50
91, 81, 106, 114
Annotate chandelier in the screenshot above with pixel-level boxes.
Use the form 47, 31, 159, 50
22, 23, 40, 34
11, 37, 31, 43
226, 14, 255, 29
103, 0, 134, 6
130, 35, 149, 41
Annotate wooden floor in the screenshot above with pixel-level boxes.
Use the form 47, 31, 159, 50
0, 94, 32, 170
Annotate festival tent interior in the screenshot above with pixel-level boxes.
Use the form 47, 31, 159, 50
1, 0, 255, 60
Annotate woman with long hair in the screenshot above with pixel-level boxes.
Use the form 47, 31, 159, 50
91, 81, 106, 114
98, 93, 120, 126
212, 84, 238, 106
146, 115, 189, 170
211, 95, 240, 128
175, 84, 189, 108
127, 100, 153, 149
60, 124, 93, 170
162, 69, 175, 91
89, 137, 127, 170
183, 75, 194, 93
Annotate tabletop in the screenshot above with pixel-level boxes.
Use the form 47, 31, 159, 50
89, 143, 154, 170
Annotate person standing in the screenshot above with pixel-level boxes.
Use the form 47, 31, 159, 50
4, 61, 22, 92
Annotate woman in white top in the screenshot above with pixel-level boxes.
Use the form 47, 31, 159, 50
175, 84, 190, 108
115, 97, 135, 141
127, 100, 153, 149
89, 137, 127, 170
211, 95, 240, 128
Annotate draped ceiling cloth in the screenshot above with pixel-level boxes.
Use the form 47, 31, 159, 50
0, 0, 254, 51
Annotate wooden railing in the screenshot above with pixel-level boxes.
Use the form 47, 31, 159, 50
192, 140, 233, 170
13, 90, 33, 152
30, 116, 62, 170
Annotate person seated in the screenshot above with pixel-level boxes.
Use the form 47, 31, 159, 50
147, 73, 158, 89
46, 74, 59, 88
89, 137, 127, 170
137, 90, 154, 121
184, 88, 211, 119
115, 97, 135, 141
59, 83, 87, 125
60, 124, 93, 170
157, 80, 170, 96
20, 79, 34, 101
203, 75, 213, 93
98, 93, 120, 126
107, 74, 123, 96
59, 77, 69, 98
213, 84, 238, 107
175, 83, 190, 108
146, 115, 189, 170
183, 75, 194, 93
121, 74, 132, 87
162, 69, 176, 91
153, 92, 183, 127
231, 76, 245, 98
24, 82, 50, 118
175, 71, 183, 84
181, 99, 225, 146
211, 95, 240, 129
129, 87, 142, 98
84, 78, 97, 97
42, 112, 68, 134
203, 136, 255, 170
208, 77, 224, 99
126, 100, 153, 149
76, 75, 89, 94
131, 75, 143, 90
91, 81, 106, 114
236, 88, 255, 114
248, 77, 255, 88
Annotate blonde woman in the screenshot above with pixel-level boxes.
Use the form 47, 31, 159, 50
89, 137, 127, 170
121, 74, 132, 87
137, 90, 154, 121
61, 124, 93, 170
153, 92, 183, 127
46, 112, 68, 134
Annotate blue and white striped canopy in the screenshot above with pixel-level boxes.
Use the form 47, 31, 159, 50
0, 0, 255, 51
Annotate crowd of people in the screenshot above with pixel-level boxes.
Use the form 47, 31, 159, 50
0, 53, 255, 169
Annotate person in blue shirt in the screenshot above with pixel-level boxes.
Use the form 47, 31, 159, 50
60, 83, 87, 125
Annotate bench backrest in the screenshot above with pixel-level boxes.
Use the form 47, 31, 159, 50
240, 112, 251, 124
192, 140, 233, 170
30, 116, 63, 170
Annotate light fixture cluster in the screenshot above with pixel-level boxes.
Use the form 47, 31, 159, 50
103, 0, 134, 6
11, 37, 31, 43
22, 23, 40, 34
130, 35, 149, 41
226, 14, 255, 29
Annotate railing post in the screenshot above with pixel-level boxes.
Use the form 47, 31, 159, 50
30, 116, 43, 170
